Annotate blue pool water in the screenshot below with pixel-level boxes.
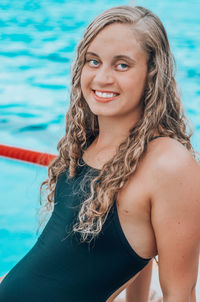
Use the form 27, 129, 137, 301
0, 0, 200, 281
0, 157, 47, 275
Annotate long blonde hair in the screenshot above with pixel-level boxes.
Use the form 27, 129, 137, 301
40, 5, 194, 241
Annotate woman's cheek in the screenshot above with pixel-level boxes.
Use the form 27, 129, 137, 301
81, 67, 92, 88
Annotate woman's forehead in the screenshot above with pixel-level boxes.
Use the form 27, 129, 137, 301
87, 23, 146, 60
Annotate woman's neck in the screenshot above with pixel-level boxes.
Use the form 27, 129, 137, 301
96, 114, 138, 149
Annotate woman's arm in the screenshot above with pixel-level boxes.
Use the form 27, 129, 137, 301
126, 260, 153, 302
150, 140, 200, 301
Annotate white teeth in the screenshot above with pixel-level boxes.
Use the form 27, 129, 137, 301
95, 90, 117, 98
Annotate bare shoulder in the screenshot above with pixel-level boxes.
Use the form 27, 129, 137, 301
147, 136, 200, 223
141, 136, 200, 211
129, 136, 200, 200
146, 136, 200, 179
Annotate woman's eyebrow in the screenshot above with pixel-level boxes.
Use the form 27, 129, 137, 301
85, 52, 136, 63
85, 52, 99, 57
113, 55, 136, 64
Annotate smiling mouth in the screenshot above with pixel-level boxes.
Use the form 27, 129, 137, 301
92, 90, 120, 102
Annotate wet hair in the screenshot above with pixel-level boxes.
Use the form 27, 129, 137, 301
40, 5, 195, 241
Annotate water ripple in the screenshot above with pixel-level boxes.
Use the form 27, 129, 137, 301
0, 50, 69, 63
19, 124, 48, 132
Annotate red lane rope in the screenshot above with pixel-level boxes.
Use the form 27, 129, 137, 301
0, 144, 56, 166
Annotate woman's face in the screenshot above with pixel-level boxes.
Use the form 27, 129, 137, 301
80, 23, 148, 119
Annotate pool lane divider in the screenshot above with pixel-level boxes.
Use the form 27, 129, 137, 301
0, 144, 56, 166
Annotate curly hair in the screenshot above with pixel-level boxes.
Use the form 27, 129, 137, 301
40, 5, 195, 241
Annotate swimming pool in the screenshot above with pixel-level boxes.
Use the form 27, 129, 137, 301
0, 157, 47, 275
0, 0, 200, 294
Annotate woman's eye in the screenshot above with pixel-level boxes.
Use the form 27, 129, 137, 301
87, 59, 99, 67
117, 63, 129, 70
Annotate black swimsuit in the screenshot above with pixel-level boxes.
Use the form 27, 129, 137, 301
0, 136, 162, 302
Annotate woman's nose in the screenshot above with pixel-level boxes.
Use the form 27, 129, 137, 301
94, 65, 114, 85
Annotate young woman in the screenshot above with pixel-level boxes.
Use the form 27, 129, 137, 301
1, 5, 200, 302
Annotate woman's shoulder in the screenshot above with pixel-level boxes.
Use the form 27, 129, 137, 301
144, 136, 200, 199
146, 136, 199, 174
133, 136, 200, 198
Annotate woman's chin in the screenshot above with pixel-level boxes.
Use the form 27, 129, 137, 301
87, 102, 118, 116
89, 108, 118, 118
